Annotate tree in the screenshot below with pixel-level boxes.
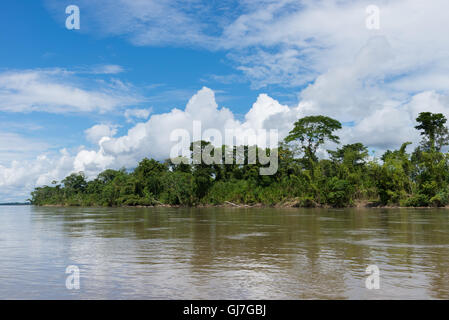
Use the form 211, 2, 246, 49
285, 115, 342, 163
415, 112, 449, 151
328, 143, 369, 169
376, 143, 413, 205
190, 141, 214, 200
62, 172, 87, 193
98, 169, 124, 184
133, 158, 167, 196
160, 172, 195, 205
134, 158, 166, 178
164, 157, 191, 173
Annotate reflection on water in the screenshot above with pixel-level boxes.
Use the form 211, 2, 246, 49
0, 205, 448, 299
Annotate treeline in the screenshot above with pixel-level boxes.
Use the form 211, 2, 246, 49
30, 112, 449, 208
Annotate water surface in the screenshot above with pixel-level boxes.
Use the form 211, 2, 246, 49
0, 205, 448, 299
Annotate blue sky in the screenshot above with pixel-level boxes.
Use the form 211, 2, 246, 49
1, 0, 449, 201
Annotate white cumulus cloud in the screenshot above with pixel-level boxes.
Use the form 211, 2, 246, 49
85, 124, 118, 144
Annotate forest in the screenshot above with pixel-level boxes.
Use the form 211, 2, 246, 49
30, 112, 449, 208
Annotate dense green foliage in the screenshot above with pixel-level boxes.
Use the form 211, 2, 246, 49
31, 112, 449, 208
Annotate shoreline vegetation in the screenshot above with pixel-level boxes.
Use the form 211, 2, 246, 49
37, 201, 449, 209
30, 113, 449, 209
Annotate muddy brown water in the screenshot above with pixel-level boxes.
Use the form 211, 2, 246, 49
0, 205, 448, 299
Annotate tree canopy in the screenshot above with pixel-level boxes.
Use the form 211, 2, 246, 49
415, 112, 449, 151
285, 115, 342, 162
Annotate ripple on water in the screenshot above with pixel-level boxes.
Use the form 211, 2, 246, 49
225, 232, 269, 240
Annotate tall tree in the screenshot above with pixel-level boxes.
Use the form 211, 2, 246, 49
415, 112, 449, 151
285, 115, 342, 162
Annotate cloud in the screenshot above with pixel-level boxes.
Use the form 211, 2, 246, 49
220, 0, 449, 89
90, 64, 125, 75
297, 36, 398, 122
292, 33, 449, 151
124, 108, 152, 123
0, 149, 74, 202
122, 87, 284, 155
47, 0, 449, 90
0, 69, 142, 113
0, 132, 50, 165
46, 0, 221, 47
231, 47, 318, 89
85, 124, 118, 144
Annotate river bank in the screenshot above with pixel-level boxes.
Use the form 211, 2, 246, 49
38, 199, 449, 209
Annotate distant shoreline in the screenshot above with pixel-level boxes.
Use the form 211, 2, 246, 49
0, 203, 31, 206
34, 200, 449, 209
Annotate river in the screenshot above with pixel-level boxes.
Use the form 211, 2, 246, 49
0, 205, 448, 299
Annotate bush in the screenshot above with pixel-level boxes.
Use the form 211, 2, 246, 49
429, 190, 449, 207
296, 196, 316, 208
323, 177, 354, 207
205, 180, 252, 204
160, 172, 195, 206
117, 195, 155, 206
403, 194, 429, 207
